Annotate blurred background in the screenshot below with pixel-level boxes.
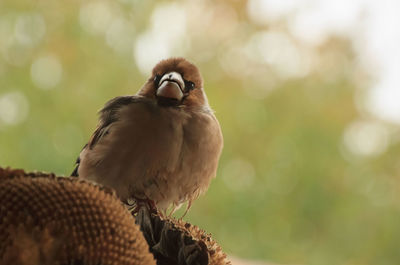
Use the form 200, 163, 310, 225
1, 0, 400, 264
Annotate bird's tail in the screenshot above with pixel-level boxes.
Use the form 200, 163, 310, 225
70, 156, 80, 177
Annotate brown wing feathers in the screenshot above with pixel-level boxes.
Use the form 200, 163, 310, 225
71, 96, 138, 177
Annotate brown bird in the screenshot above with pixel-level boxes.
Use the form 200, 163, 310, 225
72, 58, 223, 215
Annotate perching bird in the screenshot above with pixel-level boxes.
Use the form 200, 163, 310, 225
72, 58, 223, 215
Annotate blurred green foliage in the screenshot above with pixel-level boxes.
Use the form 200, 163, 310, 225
1, 1, 400, 265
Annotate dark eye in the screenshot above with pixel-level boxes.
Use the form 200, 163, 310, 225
185, 81, 195, 90
154, 75, 161, 85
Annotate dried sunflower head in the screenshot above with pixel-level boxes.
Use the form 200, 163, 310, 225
136, 208, 230, 265
0, 167, 55, 182
171, 219, 230, 265
0, 167, 230, 265
0, 168, 155, 265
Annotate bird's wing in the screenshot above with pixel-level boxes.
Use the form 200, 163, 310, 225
71, 96, 138, 177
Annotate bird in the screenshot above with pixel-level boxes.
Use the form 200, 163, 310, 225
72, 58, 223, 216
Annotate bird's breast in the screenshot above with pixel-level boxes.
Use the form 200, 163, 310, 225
84, 102, 222, 211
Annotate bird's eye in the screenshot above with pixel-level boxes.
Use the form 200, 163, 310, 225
185, 81, 195, 90
154, 75, 161, 85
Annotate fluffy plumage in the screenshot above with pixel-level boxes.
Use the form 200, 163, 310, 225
72, 58, 223, 214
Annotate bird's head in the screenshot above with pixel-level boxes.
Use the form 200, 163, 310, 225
138, 58, 208, 108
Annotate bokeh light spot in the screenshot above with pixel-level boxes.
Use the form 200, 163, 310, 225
106, 18, 134, 54
218, 44, 253, 79
366, 70, 400, 124
246, 30, 310, 79
14, 13, 46, 46
133, 3, 187, 75
343, 120, 389, 157
0, 91, 29, 126
247, 0, 298, 25
30, 54, 63, 90
133, 32, 170, 75
79, 1, 114, 35
0, 13, 46, 66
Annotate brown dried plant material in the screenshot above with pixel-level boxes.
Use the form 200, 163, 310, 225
0, 167, 230, 265
0, 168, 155, 265
0, 167, 55, 182
171, 219, 230, 265
136, 208, 230, 265
1, 223, 64, 265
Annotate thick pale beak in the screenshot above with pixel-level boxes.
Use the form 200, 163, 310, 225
156, 72, 184, 101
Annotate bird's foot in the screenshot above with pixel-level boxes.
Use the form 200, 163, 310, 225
129, 197, 158, 216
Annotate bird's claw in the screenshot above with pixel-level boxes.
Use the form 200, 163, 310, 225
129, 197, 158, 216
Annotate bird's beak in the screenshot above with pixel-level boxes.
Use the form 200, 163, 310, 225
156, 72, 184, 101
